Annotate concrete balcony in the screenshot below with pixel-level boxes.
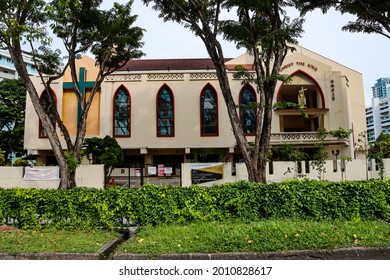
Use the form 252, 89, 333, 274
270, 132, 349, 146
0, 69, 17, 79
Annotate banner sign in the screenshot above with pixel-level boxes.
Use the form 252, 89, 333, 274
158, 164, 165, 176
23, 167, 60, 181
191, 163, 223, 184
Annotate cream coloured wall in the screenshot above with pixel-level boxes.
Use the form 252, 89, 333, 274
0, 165, 104, 189
24, 47, 366, 161
63, 55, 99, 83
24, 55, 102, 153
277, 52, 348, 129
102, 71, 240, 150
180, 159, 386, 187
24, 78, 64, 151
293, 46, 366, 151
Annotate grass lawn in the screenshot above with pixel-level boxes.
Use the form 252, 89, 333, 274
2, 220, 390, 255
0, 226, 119, 254
119, 219, 390, 255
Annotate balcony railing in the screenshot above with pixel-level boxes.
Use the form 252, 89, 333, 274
270, 132, 349, 145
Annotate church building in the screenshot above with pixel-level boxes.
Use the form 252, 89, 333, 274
24, 45, 366, 171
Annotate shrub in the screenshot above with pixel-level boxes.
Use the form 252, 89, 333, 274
1, 179, 390, 229
12, 158, 30, 167
0, 151, 5, 166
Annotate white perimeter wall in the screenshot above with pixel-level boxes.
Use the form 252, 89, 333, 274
181, 159, 389, 187
1, 160, 388, 189
0, 165, 104, 189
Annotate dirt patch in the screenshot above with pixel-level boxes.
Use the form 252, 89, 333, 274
0, 225, 18, 232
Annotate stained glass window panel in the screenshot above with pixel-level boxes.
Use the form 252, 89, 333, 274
240, 85, 257, 135
157, 86, 174, 136
201, 86, 218, 136
114, 88, 130, 137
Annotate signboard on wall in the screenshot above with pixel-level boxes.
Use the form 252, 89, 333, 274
148, 166, 157, 176
23, 167, 60, 181
191, 163, 223, 184
158, 165, 165, 176
164, 167, 173, 176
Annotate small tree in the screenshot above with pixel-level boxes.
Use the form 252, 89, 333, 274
310, 128, 328, 180
82, 136, 124, 185
328, 127, 352, 180
369, 132, 390, 179
311, 127, 352, 180
272, 143, 307, 178
339, 155, 352, 180
373, 132, 390, 158
355, 131, 370, 180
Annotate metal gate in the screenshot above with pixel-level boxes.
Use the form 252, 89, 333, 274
110, 163, 181, 188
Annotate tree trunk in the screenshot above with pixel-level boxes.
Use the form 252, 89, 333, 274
58, 162, 71, 189
8, 44, 72, 189
69, 170, 77, 189
199, 31, 262, 183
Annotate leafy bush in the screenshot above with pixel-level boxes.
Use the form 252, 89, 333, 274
0, 151, 5, 166
82, 136, 124, 184
1, 179, 390, 230
12, 158, 30, 167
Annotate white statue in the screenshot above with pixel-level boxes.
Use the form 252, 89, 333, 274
298, 87, 307, 108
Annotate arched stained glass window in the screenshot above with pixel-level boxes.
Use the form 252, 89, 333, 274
200, 85, 218, 136
157, 85, 174, 137
239, 84, 257, 135
113, 86, 131, 137
39, 89, 57, 138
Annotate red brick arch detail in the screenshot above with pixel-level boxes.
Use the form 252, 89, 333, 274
276, 69, 326, 109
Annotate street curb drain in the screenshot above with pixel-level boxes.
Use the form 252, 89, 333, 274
98, 230, 130, 259
113, 247, 390, 260
1, 246, 389, 260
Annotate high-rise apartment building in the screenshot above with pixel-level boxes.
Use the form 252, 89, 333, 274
0, 49, 38, 81
372, 78, 390, 99
366, 78, 390, 143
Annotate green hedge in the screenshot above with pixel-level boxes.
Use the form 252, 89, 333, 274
1, 180, 390, 230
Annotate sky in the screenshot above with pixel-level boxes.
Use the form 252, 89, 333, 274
103, 1, 389, 106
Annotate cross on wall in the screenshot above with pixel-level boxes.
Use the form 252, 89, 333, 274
63, 67, 98, 124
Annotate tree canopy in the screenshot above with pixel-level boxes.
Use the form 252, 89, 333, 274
370, 132, 390, 159
143, 0, 304, 182
0, 78, 26, 163
0, 0, 144, 189
83, 136, 124, 183
294, 0, 390, 39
